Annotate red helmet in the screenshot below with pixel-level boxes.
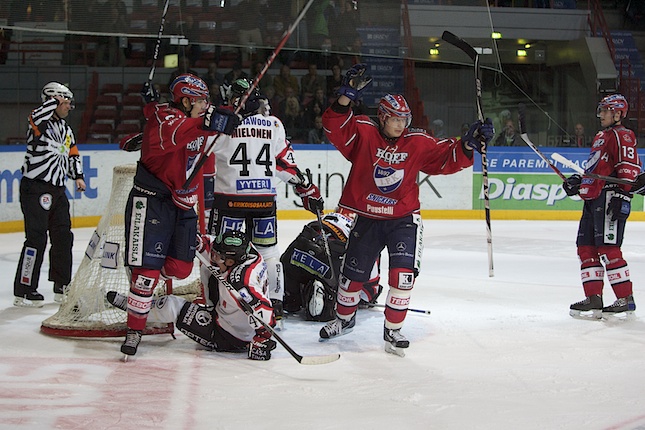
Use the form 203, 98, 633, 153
169, 74, 209, 104
596, 94, 628, 118
377, 94, 412, 127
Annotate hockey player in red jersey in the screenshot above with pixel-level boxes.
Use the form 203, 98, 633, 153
120, 74, 244, 357
319, 63, 494, 356
107, 230, 277, 360
564, 94, 641, 319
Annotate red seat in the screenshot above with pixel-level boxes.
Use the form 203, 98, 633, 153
95, 95, 119, 110
88, 123, 114, 142
119, 109, 143, 125
122, 95, 144, 110
93, 109, 118, 127
114, 123, 142, 141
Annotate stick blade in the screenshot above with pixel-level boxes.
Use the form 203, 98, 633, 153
298, 353, 341, 365
441, 31, 477, 60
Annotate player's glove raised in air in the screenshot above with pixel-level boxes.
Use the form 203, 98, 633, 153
562, 174, 582, 197
338, 63, 373, 102
607, 188, 632, 221
248, 328, 276, 361
203, 105, 242, 135
295, 182, 324, 214
140, 81, 159, 104
119, 133, 143, 152
462, 118, 494, 154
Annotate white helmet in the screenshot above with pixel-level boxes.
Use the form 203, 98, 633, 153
41, 82, 75, 108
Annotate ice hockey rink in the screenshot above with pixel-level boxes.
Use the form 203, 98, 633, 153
1, 218, 645, 430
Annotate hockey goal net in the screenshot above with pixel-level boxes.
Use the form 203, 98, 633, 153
41, 164, 203, 337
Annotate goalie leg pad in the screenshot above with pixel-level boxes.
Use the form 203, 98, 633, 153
175, 301, 217, 350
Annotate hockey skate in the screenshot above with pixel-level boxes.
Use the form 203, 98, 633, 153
271, 299, 284, 330
384, 327, 409, 357
569, 294, 603, 320
13, 291, 45, 308
106, 291, 127, 311
121, 329, 142, 360
602, 295, 636, 319
319, 314, 355, 341
53, 283, 67, 303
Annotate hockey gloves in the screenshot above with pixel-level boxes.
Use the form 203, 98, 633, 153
203, 105, 241, 135
295, 182, 324, 215
338, 63, 373, 102
462, 118, 494, 154
562, 174, 582, 196
248, 329, 276, 361
607, 189, 632, 221
140, 81, 159, 104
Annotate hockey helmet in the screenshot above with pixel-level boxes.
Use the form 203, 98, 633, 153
41, 82, 75, 109
213, 230, 251, 263
227, 78, 258, 107
169, 74, 210, 104
377, 94, 412, 128
322, 212, 354, 239
597, 94, 629, 119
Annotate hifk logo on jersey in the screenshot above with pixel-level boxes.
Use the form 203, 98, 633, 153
373, 164, 404, 193
585, 150, 601, 172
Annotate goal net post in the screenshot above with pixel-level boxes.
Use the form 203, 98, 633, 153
41, 164, 203, 337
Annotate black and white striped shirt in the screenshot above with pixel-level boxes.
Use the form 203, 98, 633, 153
22, 98, 83, 187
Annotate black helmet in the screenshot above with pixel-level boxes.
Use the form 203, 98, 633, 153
213, 230, 250, 263
227, 78, 259, 107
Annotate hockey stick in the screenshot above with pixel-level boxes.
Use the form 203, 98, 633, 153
367, 303, 431, 315
551, 153, 636, 186
118, 0, 170, 152
305, 168, 336, 283
517, 103, 567, 181
182, 0, 316, 189
195, 251, 340, 365
442, 31, 494, 277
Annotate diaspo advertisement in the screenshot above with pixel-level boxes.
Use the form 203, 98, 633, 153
1, 144, 641, 230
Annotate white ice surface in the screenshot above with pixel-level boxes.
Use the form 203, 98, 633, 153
1, 219, 645, 430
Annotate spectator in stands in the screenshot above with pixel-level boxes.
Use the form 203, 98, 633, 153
167, 56, 199, 88
96, 0, 128, 67
236, 0, 265, 63
282, 95, 305, 141
209, 82, 224, 107
572, 122, 589, 147
223, 63, 248, 86
273, 64, 300, 99
303, 99, 324, 130
431, 119, 446, 139
326, 64, 343, 101
300, 63, 326, 102
331, 0, 360, 52
307, 115, 330, 144
275, 85, 297, 119
179, 15, 202, 66
202, 62, 224, 89
248, 60, 272, 92
494, 119, 522, 146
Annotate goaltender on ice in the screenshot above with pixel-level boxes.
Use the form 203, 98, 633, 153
318, 63, 495, 356
108, 230, 278, 361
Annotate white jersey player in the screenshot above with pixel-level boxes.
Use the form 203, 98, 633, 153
107, 230, 278, 360
207, 78, 323, 322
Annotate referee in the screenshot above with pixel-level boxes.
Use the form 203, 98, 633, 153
13, 82, 86, 307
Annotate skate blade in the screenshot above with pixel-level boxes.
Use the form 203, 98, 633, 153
120, 354, 136, 363
569, 309, 602, 320
318, 327, 353, 342
602, 310, 636, 321
384, 342, 406, 357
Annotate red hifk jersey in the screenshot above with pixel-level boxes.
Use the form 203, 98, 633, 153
579, 124, 641, 200
322, 105, 474, 219
140, 102, 218, 210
